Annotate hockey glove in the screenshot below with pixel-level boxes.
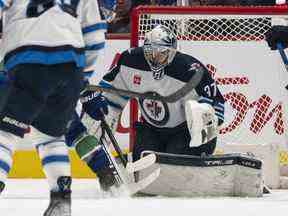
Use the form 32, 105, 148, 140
265, 25, 288, 50
80, 91, 108, 121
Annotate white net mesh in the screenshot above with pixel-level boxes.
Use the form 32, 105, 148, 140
132, 6, 288, 166
138, 14, 272, 41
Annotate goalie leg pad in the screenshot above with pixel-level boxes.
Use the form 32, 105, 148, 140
139, 152, 263, 197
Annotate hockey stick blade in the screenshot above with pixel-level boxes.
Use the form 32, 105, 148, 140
126, 153, 157, 173
126, 167, 160, 195
87, 69, 203, 103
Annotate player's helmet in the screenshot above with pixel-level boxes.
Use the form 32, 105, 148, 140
143, 25, 177, 79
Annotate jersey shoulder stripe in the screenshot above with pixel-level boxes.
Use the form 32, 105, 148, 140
4, 45, 85, 71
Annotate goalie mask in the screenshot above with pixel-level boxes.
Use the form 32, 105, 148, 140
143, 25, 177, 80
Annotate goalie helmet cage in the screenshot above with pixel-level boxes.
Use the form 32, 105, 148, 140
128, 5, 288, 188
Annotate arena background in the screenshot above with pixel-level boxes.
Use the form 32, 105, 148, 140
3, 37, 288, 178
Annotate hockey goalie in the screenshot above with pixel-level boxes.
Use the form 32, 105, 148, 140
69, 25, 264, 197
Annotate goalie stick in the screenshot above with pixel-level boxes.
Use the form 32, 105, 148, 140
276, 42, 288, 90
99, 117, 160, 195
87, 68, 204, 103
100, 118, 127, 166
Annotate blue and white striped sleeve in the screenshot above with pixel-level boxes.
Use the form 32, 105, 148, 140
80, 0, 107, 80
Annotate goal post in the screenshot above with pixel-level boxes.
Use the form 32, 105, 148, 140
129, 5, 288, 188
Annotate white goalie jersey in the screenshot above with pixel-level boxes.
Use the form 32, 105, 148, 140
0, 0, 106, 79
99, 47, 225, 129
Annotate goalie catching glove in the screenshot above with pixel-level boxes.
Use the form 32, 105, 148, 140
185, 100, 218, 147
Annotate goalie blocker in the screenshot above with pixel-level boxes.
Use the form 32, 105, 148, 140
138, 151, 263, 197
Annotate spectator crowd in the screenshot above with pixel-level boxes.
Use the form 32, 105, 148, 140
99, 0, 286, 34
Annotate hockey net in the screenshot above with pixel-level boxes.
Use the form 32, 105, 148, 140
129, 5, 288, 188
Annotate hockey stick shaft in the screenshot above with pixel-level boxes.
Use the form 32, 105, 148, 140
100, 117, 127, 166
88, 85, 160, 101
100, 137, 124, 183
87, 68, 203, 103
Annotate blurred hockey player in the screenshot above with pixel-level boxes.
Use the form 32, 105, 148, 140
265, 25, 288, 50
0, 0, 106, 215
64, 110, 118, 193
97, 25, 225, 161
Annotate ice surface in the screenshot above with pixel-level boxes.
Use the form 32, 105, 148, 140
0, 179, 288, 216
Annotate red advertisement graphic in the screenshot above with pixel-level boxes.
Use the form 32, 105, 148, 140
206, 64, 284, 135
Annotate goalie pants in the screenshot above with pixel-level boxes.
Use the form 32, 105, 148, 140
133, 121, 217, 161
0, 63, 83, 137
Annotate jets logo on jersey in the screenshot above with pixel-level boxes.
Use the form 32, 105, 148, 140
139, 98, 169, 126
